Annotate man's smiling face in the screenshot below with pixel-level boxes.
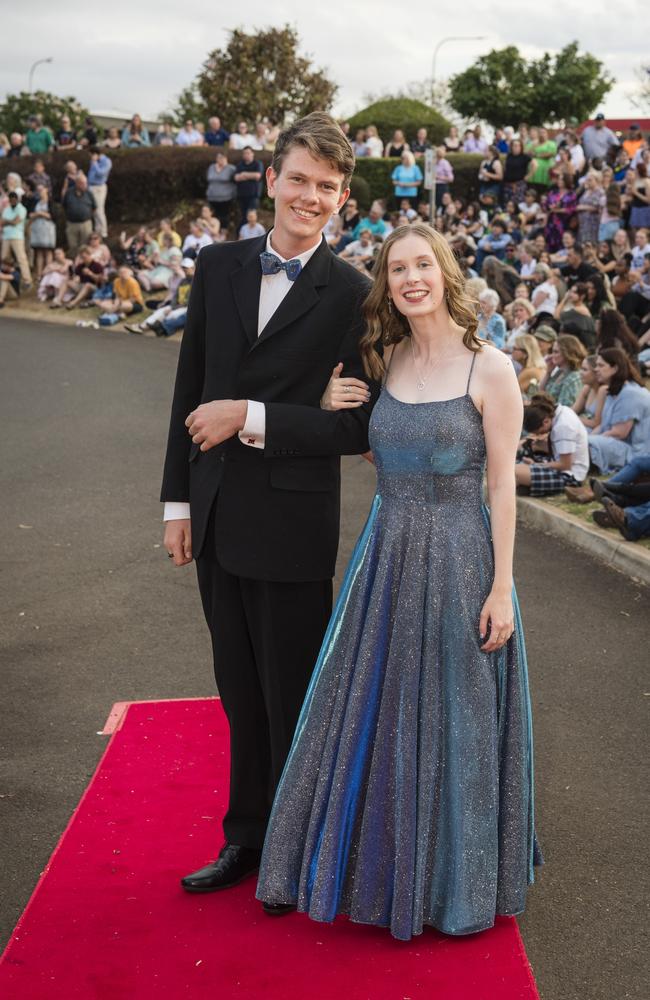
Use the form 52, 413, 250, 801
266, 147, 349, 255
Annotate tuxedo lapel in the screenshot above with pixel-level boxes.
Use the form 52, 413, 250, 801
229, 236, 266, 346
252, 238, 332, 352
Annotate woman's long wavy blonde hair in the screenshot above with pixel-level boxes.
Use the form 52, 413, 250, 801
360, 223, 481, 380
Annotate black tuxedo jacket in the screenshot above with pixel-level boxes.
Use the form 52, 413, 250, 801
160, 234, 379, 581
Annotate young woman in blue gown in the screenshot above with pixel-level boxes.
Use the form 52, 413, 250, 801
256, 223, 543, 941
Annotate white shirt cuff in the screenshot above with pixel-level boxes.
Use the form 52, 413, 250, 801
163, 501, 191, 521
238, 400, 265, 449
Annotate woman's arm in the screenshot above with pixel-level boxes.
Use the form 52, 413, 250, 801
476, 349, 523, 651
602, 419, 634, 440
572, 384, 588, 415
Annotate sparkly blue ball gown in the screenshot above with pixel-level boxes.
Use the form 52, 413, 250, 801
256, 352, 543, 941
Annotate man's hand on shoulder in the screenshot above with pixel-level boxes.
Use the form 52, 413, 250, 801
185, 400, 248, 451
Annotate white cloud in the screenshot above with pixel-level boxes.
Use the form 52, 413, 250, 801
0, 1, 646, 123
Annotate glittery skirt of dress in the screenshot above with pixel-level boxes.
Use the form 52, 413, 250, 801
256, 389, 543, 941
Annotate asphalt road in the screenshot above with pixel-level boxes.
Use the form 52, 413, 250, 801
0, 317, 646, 1000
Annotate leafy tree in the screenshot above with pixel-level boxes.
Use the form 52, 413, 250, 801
173, 25, 338, 128
629, 65, 650, 112
0, 91, 92, 136
449, 42, 614, 126
347, 98, 450, 147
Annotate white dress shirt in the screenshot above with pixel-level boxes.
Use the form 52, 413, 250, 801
164, 230, 323, 521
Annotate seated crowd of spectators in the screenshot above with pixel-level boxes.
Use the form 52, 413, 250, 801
1, 110, 649, 541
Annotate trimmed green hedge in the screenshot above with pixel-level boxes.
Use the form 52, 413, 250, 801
0, 147, 483, 223
347, 98, 451, 147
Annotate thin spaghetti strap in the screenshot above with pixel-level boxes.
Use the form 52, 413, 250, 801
465, 351, 478, 394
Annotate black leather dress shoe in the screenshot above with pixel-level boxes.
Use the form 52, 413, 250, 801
181, 844, 262, 893
262, 901, 297, 916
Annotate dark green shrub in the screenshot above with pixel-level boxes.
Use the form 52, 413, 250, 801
347, 98, 451, 147
349, 173, 371, 210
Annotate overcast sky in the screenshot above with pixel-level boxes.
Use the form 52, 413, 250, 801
1, 1, 646, 124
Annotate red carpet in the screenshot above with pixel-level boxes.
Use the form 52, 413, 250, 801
0, 699, 540, 999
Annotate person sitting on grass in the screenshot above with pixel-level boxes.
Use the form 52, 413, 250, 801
137, 235, 180, 292
511, 334, 547, 398
238, 208, 265, 240
572, 354, 607, 429
589, 454, 650, 541
538, 334, 586, 406
587, 348, 650, 475
199, 205, 223, 242
339, 227, 377, 271
182, 219, 213, 258
37, 248, 73, 302
125, 257, 194, 337
0, 260, 20, 308
515, 392, 590, 496
98, 264, 144, 318
49, 246, 103, 309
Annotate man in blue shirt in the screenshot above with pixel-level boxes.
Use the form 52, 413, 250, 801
88, 147, 113, 238
475, 219, 512, 272
205, 116, 230, 147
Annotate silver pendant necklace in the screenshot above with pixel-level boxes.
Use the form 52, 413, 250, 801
409, 336, 454, 392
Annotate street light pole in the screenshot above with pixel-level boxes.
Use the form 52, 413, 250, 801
28, 57, 53, 94
430, 36, 486, 105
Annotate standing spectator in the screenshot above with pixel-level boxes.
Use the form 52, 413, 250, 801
206, 150, 237, 231
462, 125, 488, 154
78, 117, 98, 148
25, 115, 53, 156
478, 145, 503, 202
154, 122, 176, 146
205, 116, 230, 147
434, 146, 454, 207
599, 168, 623, 240
28, 183, 56, 279
622, 124, 644, 161
515, 394, 590, 495
176, 120, 203, 146
443, 124, 461, 152
494, 127, 509, 154
121, 114, 150, 148
539, 334, 586, 405
580, 114, 619, 164
28, 158, 53, 197
588, 348, 650, 473
233, 147, 263, 219
252, 121, 270, 150
529, 128, 557, 188
576, 172, 605, 245
411, 128, 431, 155
503, 139, 533, 206
364, 125, 383, 158
0, 191, 31, 287
390, 151, 423, 209
87, 147, 112, 238
55, 115, 77, 149
565, 132, 586, 174
7, 133, 25, 158
384, 130, 409, 158
104, 127, 122, 150
229, 121, 256, 151
628, 163, 650, 231
352, 129, 368, 157
544, 173, 578, 252
477, 288, 507, 348
60, 160, 80, 202
63, 174, 96, 256
239, 208, 266, 240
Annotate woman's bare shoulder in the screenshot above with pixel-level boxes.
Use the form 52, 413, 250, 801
475, 342, 516, 378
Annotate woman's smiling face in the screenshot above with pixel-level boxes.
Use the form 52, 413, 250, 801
386, 233, 445, 316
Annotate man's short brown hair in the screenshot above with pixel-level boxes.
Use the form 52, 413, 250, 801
271, 112, 355, 189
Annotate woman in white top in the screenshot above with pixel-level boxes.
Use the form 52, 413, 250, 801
515, 393, 590, 495
364, 125, 384, 158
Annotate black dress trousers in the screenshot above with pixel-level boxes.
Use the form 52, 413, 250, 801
196, 526, 332, 850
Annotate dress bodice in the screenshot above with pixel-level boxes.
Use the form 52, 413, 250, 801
369, 388, 486, 508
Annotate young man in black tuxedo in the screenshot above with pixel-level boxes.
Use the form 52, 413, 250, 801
160, 113, 378, 905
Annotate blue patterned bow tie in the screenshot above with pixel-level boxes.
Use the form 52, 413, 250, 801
260, 251, 302, 281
